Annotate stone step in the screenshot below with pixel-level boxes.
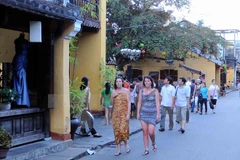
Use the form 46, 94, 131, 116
5, 139, 72, 160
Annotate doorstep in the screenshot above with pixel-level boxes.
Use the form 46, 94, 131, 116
5, 139, 72, 160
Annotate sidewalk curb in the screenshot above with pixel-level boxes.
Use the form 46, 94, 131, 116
69, 128, 143, 160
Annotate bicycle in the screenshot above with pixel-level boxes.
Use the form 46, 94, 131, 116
75, 109, 95, 136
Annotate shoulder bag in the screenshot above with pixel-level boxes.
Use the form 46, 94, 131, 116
141, 89, 156, 108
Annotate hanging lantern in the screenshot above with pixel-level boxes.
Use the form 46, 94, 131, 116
187, 51, 192, 56
139, 43, 145, 48
115, 42, 121, 47
162, 51, 166, 56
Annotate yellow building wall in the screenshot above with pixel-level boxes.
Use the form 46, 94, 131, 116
129, 52, 218, 87
227, 67, 234, 85
71, 0, 106, 112
0, 28, 29, 62
0, 63, 2, 87
215, 64, 221, 86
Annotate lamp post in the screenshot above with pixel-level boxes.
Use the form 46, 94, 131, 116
120, 48, 141, 82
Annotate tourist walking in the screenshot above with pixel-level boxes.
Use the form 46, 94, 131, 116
80, 77, 102, 138
186, 77, 191, 86
159, 76, 176, 132
194, 79, 201, 113
100, 82, 112, 126
174, 77, 190, 134
135, 75, 144, 96
199, 82, 208, 115
111, 77, 131, 156
130, 84, 137, 118
208, 79, 219, 114
137, 76, 160, 156
190, 79, 196, 113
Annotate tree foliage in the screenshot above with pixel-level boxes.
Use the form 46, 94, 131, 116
106, 0, 227, 70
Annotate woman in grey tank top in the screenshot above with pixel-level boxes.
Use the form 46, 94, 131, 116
137, 76, 160, 156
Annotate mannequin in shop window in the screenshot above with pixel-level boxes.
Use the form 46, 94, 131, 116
12, 33, 30, 107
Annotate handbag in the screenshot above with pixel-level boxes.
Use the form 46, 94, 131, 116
141, 89, 156, 108
209, 101, 214, 109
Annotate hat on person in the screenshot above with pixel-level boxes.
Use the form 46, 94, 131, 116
196, 79, 201, 83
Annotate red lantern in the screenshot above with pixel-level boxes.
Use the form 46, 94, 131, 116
220, 67, 223, 70
116, 42, 121, 47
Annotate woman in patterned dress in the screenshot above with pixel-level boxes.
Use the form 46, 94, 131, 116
111, 76, 131, 156
137, 76, 160, 156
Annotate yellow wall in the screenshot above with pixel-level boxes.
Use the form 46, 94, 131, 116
50, 22, 76, 137
128, 52, 219, 86
215, 64, 221, 85
0, 28, 29, 62
0, 63, 2, 87
227, 67, 234, 84
71, 0, 106, 111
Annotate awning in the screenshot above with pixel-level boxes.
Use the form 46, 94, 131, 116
179, 64, 205, 75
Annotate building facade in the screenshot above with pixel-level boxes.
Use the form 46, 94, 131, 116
126, 50, 225, 87
0, 0, 105, 146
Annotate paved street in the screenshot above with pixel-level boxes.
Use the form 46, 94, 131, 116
81, 91, 240, 160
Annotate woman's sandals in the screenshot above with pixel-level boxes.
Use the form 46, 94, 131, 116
142, 150, 149, 156
142, 143, 157, 156
152, 143, 157, 152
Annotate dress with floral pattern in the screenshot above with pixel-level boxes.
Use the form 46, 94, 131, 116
112, 93, 129, 144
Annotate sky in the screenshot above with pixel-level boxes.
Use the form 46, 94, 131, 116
174, 0, 240, 30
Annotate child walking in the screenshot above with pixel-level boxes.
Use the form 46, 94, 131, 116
130, 84, 137, 118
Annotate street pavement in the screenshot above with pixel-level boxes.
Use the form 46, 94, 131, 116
34, 113, 142, 160
80, 91, 240, 160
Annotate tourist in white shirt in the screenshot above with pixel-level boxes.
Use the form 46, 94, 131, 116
186, 77, 191, 86
174, 77, 190, 134
159, 76, 176, 132
130, 84, 137, 118
208, 79, 219, 114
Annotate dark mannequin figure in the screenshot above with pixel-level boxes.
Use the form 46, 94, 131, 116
12, 33, 30, 107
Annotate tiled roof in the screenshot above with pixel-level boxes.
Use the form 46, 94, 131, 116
191, 47, 222, 66
0, 0, 83, 21
83, 17, 101, 29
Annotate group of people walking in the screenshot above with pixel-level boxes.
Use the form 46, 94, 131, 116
79, 75, 220, 157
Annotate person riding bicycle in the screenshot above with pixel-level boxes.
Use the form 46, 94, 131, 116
80, 76, 102, 138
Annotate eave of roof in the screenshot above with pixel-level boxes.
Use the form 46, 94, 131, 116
191, 47, 222, 66
0, 0, 83, 22
179, 64, 205, 75
83, 17, 101, 29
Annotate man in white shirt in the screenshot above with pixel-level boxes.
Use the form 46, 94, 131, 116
208, 79, 219, 114
186, 77, 191, 86
174, 77, 190, 134
159, 76, 176, 132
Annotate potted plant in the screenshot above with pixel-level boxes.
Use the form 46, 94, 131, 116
0, 88, 20, 111
0, 127, 12, 159
69, 77, 86, 140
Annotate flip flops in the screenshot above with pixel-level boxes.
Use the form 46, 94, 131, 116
93, 134, 102, 138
